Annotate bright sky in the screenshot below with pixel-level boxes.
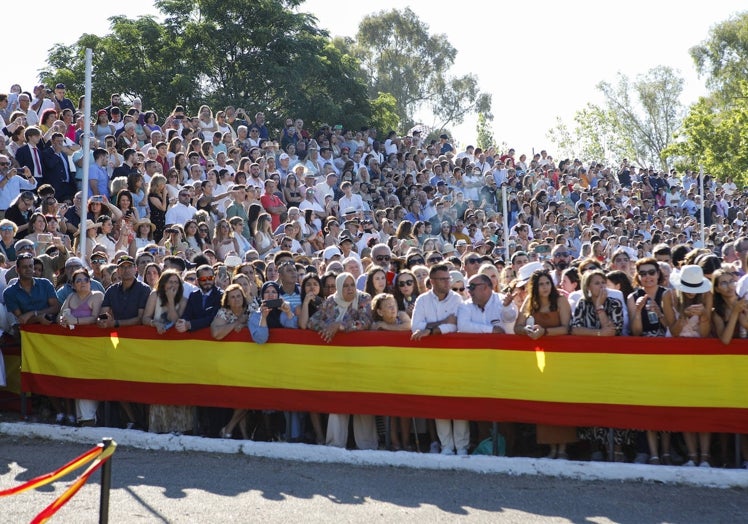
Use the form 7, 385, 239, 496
6, 0, 747, 158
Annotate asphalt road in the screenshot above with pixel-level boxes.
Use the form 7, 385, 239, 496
1, 435, 746, 523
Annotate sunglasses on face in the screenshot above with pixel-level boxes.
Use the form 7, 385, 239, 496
398, 279, 414, 287
554, 252, 570, 258
638, 269, 658, 277
427, 257, 443, 263
452, 286, 465, 292
375, 255, 391, 262
466, 258, 481, 264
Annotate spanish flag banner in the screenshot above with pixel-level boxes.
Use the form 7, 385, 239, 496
20, 326, 748, 432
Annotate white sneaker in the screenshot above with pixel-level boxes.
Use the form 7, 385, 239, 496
429, 441, 441, 454
683, 460, 696, 467
699, 461, 711, 468
457, 448, 469, 457
441, 447, 455, 456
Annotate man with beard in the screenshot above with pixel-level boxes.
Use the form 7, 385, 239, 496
550, 244, 573, 285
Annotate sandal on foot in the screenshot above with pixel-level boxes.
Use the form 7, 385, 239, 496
648, 456, 660, 465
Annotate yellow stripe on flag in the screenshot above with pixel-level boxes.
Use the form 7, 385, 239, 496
22, 332, 748, 408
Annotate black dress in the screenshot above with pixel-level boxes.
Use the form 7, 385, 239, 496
149, 194, 166, 242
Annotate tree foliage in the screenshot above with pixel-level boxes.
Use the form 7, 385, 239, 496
690, 12, 748, 104
40, 0, 372, 132
369, 92, 400, 137
40, 15, 199, 115
596, 67, 685, 169
475, 113, 494, 151
353, 7, 491, 133
663, 82, 748, 181
673, 12, 748, 183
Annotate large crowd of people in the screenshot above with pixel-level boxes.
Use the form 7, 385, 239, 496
0, 84, 747, 468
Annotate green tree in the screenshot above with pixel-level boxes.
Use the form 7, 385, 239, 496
690, 13, 748, 104
41, 0, 372, 133
353, 7, 491, 132
40, 15, 198, 116
369, 92, 400, 136
596, 66, 684, 169
672, 12, 748, 183
156, 0, 371, 131
475, 113, 494, 151
663, 82, 748, 182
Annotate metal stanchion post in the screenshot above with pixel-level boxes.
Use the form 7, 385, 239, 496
20, 391, 27, 420
736, 434, 741, 468
492, 422, 499, 456
99, 438, 113, 524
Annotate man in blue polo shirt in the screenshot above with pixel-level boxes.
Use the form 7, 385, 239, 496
98, 255, 150, 329
3, 252, 60, 326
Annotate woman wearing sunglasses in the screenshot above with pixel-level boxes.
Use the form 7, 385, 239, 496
392, 269, 420, 316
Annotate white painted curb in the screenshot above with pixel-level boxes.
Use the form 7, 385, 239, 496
1, 422, 746, 489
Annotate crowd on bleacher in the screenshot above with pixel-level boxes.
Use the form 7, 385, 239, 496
1, 84, 747, 467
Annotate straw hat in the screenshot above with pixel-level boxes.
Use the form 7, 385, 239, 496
76, 219, 100, 236
135, 218, 156, 232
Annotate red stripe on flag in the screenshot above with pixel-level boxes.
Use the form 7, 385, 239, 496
20, 325, 748, 355
21, 373, 748, 433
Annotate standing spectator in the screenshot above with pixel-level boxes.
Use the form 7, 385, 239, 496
3, 253, 60, 327
411, 263, 463, 455
308, 273, 375, 449
260, 179, 286, 230
177, 264, 223, 332
660, 265, 713, 466
514, 269, 574, 460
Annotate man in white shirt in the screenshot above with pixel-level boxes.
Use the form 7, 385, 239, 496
16, 93, 39, 126
411, 263, 465, 455
338, 181, 364, 216
457, 274, 517, 334
315, 172, 338, 207
30, 84, 57, 117
164, 188, 198, 226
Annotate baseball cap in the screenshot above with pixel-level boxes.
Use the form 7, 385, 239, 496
323, 246, 342, 260
64, 257, 84, 268
117, 255, 136, 266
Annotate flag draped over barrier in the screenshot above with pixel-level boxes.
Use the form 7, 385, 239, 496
20, 325, 748, 432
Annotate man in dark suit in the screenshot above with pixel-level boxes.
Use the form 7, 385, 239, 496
41, 132, 75, 202
177, 264, 223, 332
176, 263, 224, 435
15, 127, 45, 181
